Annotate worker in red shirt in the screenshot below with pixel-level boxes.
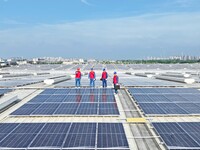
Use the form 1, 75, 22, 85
113, 72, 119, 94
88, 68, 96, 87
75, 68, 81, 88
101, 68, 108, 88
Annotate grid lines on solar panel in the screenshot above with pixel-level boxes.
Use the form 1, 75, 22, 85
152, 122, 200, 149
11, 88, 119, 116
99, 103, 119, 115
63, 123, 96, 148
129, 88, 200, 116
0, 123, 129, 149
97, 123, 129, 148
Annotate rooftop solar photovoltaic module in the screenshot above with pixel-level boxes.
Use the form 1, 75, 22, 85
152, 122, 200, 149
11, 88, 119, 116
0, 123, 129, 150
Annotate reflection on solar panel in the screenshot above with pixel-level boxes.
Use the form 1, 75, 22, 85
0, 88, 12, 96
152, 122, 200, 149
0, 123, 129, 149
129, 88, 200, 115
11, 88, 119, 116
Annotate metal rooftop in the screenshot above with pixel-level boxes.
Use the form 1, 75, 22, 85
0, 64, 200, 150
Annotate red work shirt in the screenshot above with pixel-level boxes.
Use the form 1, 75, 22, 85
113, 75, 118, 84
89, 71, 95, 79
102, 71, 108, 79
75, 71, 81, 79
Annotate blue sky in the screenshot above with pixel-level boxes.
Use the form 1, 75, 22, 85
0, 0, 200, 59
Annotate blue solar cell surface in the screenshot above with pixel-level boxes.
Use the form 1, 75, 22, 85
98, 123, 129, 148
11, 88, 119, 116
129, 88, 200, 115
152, 122, 200, 149
0, 123, 129, 149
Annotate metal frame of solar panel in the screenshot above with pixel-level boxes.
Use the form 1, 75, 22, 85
152, 122, 200, 149
11, 88, 119, 116
0, 123, 129, 150
129, 88, 200, 116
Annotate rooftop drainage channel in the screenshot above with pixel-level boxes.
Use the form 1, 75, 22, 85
129, 124, 163, 150
119, 89, 141, 118
122, 88, 167, 150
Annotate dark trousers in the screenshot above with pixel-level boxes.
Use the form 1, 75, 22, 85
102, 79, 107, 87
114, 84, 118, 94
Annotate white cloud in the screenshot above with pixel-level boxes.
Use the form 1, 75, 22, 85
1, 12, 200, 58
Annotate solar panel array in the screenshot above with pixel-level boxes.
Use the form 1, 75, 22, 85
0, 88, 12, 96
0, 123, 129, 150
129, 88, 200, 115
152, 122, 200, 149
118, 74, 183, 87
11, 88, 119, 116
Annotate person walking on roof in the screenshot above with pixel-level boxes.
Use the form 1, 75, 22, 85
113, 71, 119, 94
88, 68, 96, 87
75, 68, 81, 88
101, 68, 108, 88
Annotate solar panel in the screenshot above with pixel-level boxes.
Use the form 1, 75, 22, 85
64, 133, 96, 148
70, 123, 96, 134
148, 94, 170, 103
0, 123, 19, 134
129, 88, 144, 94
11, 88, 119, 116
180, 94, 200, 102
176, 103, 200, 114
81, 95, 98, 102
138, 103, 166, 115
132, 94, 154, 103
69, 89, 86, 94
141, 88, 159, 93
97, 123, 129, 148
129, 88, 200, 116
0, 123, 128, 149
54, 103, 78, 115
28, 95, 51, 103
10, 104, 41, 115
99, 95, 116, 102
40, 123, 71, 133
64, 95, 82, 102
99, 103, 119, 115
163, 94, 188, 102
12, 123, 44, 134
157, 103, 188, 114
159, 133, 200, 148
76, 103, 98, 115
40, 89, 57, 95
30, 134, 66, 147
31, 103, 60, 115
152, 122, 200, 149
45, 95, 67, 102
53, 89, 71, 94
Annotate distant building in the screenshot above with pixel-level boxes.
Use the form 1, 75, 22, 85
0, 58, 8, 67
